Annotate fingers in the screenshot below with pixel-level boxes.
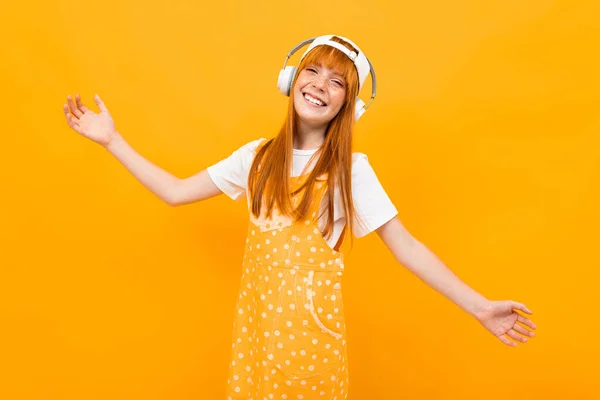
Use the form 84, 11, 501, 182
517, 314, 537, 330
513, 322, 535, 338
498, 329, 529, 347
497, 313, 538, 347
63, 103, 81, 133
506, 329, 528, 343
67, 94, 83, 118
510, 301, 533, 314
94, 94, 109, 114
75, 93, 91, 114
498, 335, 517, 347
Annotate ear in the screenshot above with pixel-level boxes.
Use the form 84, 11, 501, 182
277, 66, 298, 96
354, 98, 366, 121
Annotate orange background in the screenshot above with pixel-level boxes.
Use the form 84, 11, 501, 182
1, 0, 598, 399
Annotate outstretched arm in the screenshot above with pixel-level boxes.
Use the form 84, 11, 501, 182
376, 217, 537, 346
105, 135, 223, 206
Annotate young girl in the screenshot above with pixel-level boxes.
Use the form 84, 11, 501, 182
63, 34, 537, 399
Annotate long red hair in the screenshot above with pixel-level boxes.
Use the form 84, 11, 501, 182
247, 36, 366, 246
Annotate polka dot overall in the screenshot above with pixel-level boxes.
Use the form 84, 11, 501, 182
226, 171, 349, 400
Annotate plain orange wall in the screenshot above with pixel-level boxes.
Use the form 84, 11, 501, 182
1, 0, 598, 399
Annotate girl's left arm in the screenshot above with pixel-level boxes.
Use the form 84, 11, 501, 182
375, 217, 537, 346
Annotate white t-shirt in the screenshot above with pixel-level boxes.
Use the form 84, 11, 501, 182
206, 138, 398, 247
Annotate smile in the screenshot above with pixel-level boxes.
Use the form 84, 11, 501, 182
303, 93, 327, 107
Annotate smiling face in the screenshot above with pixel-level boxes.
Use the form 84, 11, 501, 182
292, 64, 347, 130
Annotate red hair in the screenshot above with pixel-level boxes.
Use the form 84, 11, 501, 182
247, 36, 366, 248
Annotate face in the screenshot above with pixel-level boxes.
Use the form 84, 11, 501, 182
293, 63, 347, 129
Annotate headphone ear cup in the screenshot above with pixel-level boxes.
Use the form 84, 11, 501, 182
354, 98, 366, 121
277, 66, 297, 96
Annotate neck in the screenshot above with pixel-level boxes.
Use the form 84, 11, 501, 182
294, 120, 327, 150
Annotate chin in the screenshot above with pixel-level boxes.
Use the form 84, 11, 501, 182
295, 110, 330, 127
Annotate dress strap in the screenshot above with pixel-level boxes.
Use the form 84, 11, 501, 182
333, 224, 346, 252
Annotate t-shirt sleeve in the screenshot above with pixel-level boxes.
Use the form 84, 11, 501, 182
206, 138, 267, 201
350, 153, 398, 237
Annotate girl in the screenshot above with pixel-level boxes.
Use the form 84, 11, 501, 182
63, 35, 537, 400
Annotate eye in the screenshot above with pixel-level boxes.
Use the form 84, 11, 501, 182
332, 80, 344, 87
307, 67, 317, 73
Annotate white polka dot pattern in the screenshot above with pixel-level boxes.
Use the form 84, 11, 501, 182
226, 173, 349, 399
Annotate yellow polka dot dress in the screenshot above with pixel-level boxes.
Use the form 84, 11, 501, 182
226, 172, 350, 399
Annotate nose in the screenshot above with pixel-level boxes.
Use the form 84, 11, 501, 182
311, 76, 326, 91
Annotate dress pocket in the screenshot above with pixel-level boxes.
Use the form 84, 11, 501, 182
264, 268, 345, 379
304, 270, 345, 339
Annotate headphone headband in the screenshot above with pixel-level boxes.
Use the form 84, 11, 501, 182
299, 35, 372, 93
277, 35, 377, 121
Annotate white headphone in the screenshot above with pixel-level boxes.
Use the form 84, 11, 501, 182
277, 35, 377, 122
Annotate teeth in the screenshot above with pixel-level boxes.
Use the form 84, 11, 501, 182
304, 93, 324, 106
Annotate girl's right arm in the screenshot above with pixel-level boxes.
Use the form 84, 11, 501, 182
64, 93, 222, 206
104, 134, 222, 206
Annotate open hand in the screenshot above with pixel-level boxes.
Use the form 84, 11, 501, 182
476, 300, 537, 347
63, 94, 118, 147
